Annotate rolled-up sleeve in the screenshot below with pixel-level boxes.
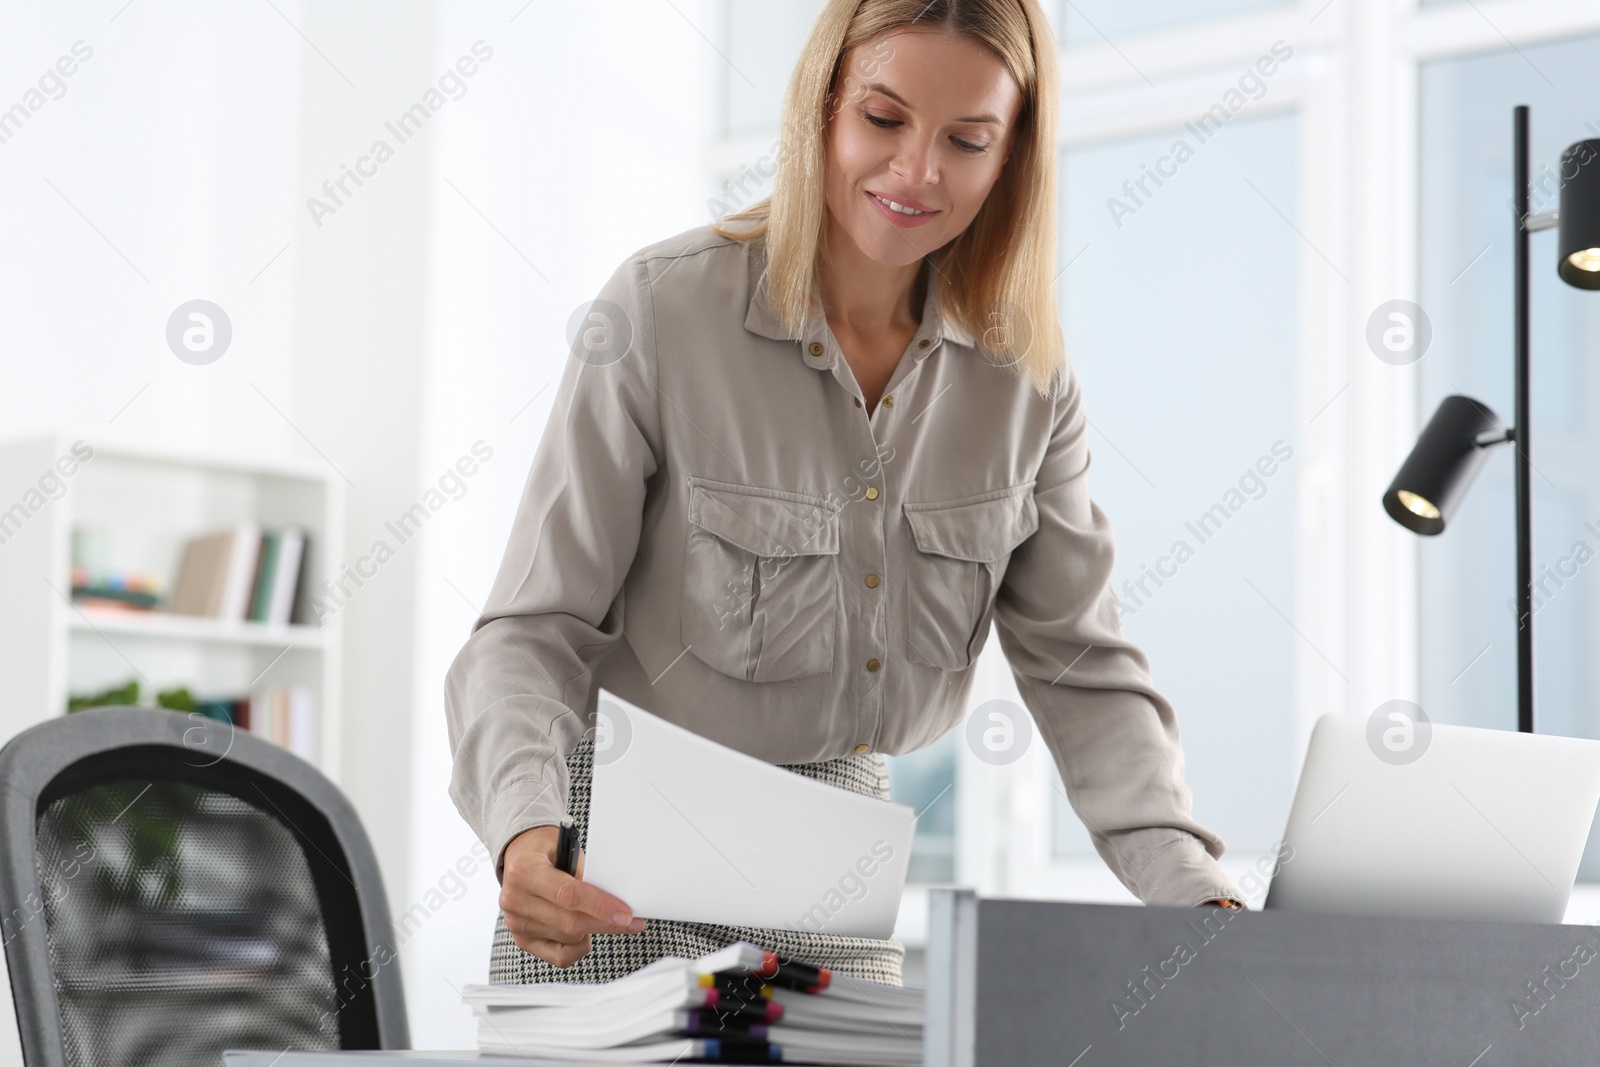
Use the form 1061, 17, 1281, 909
991, 362, 1241, 908
444, 254, 661, 881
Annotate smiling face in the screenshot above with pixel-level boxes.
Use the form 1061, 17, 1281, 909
822, 28, 1024, 267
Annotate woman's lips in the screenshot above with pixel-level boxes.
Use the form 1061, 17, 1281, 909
865, 189, 938, 228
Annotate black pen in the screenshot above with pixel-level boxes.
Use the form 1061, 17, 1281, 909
554, 814, 578, 876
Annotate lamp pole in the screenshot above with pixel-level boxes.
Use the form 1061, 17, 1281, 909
1513, 105, 1543, 735
1386, 107, 1599, 735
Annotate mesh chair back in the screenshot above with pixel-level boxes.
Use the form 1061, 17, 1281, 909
1, 708, 408, 1065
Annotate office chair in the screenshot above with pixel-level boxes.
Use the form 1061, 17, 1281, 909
0, 706, 409, 1065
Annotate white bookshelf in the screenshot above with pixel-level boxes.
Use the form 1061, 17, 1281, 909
0, 435, 345, 783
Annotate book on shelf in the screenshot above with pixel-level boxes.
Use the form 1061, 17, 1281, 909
246, 532, 279, 622
459, 941, 922, 1065
69, 572, 163, 610
247, 685, 317, 762
192, 695, 250, 726
168, 523, 310, 625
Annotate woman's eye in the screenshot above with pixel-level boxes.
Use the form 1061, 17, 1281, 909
862, 110, 988, 154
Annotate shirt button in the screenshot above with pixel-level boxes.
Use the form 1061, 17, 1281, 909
854, 397, 863, 408
864, 573, 880, 588
882, 396, 894, 407
866, 658, 881, 672
854, 743, 871, 754
808, 341, 824, 356
918, 339, 930, 349
864, 486, 879, 500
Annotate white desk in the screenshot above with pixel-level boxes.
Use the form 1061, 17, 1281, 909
223, 1055, 589, 1066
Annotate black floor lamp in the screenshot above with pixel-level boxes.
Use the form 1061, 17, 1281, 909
1383, 105, 1600, 735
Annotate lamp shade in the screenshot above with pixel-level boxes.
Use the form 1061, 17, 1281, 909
1558, 138, 1600, 290
1382, 395, 1504, 535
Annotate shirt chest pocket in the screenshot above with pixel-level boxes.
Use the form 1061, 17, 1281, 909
681, 478, 842, 682
902, 482, 1039, 671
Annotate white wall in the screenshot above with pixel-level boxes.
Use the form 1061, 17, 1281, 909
0, 4, 303, 1062
0, 0, 717, 1054
401, 0, 718, 1047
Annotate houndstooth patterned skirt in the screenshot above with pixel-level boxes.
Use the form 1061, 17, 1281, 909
488, 736, 906, 986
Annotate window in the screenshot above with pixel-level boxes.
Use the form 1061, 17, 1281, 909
1417, 31, 1600, 874
1055, 0, 1296, 45
1040, 110, 1302, 885
722, 0, 826, 136
884, 734, 957, 884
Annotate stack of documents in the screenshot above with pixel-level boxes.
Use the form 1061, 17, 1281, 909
461, 941, 923, 1065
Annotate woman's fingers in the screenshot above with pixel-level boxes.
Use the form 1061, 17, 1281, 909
510, 878, 639, 942
499, 850, 645, 965
534, 937, 592, 969
500, 880, 605, 967
544, 860, 638, 928
502, 878, 644, 967
497, 826, 645, 966
509, 931, 592, 969
510, 862, 642, 933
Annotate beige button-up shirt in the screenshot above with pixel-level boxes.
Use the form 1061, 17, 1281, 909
444, 222, 1241, 908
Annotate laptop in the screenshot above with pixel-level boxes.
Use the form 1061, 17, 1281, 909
1262, 712, 1600, 923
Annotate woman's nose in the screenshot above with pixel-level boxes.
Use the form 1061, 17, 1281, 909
891, 136, 940, 188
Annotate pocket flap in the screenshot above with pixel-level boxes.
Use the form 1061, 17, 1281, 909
904, 483, 1038, 563
688, 479, 840, 557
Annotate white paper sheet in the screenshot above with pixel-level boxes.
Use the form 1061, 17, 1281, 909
581, 690, 916, 939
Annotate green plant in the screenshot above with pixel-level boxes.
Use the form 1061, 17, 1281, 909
155, 686, 196, 713
66, 679, 139, 712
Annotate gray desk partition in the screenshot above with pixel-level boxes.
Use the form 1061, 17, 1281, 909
228, 891, 1600, 1065
926, 888, 1600, 1065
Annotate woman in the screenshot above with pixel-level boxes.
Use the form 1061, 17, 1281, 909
444, 0, 1243, 988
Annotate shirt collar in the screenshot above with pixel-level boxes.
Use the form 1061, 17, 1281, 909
743, 236, 974, 369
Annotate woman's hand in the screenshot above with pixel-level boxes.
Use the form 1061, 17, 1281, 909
499, 825, 646, 967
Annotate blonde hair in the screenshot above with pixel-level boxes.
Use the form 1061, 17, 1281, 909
711, 0, 1064, 397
